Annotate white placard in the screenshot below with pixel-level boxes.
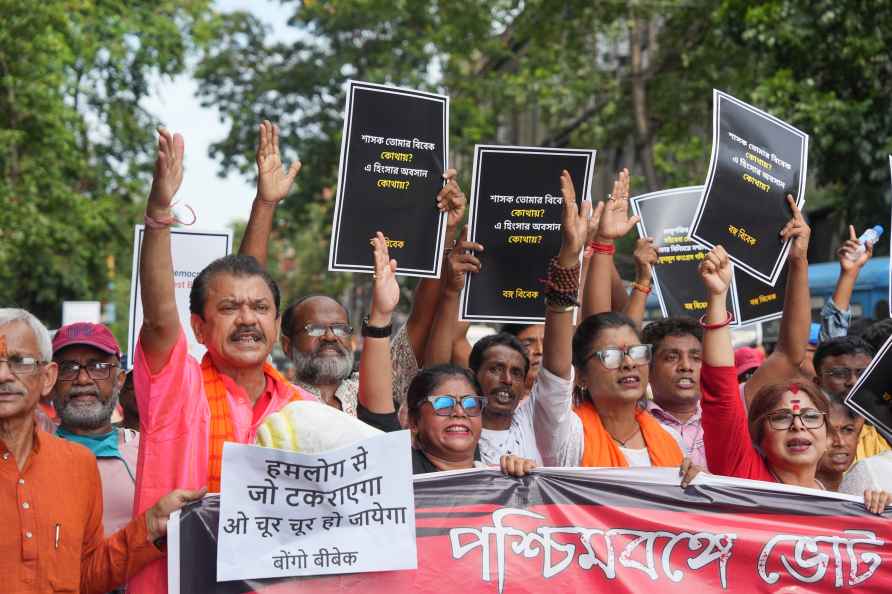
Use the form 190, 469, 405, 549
217, 431, 417, 581
61, 301, 102, 325
127, 225, 232, 366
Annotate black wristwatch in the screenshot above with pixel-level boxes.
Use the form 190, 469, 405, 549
361, 316, 392, 338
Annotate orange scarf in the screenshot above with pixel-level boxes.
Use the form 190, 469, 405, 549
575, 399, 683, 467
202, 355, 304, 492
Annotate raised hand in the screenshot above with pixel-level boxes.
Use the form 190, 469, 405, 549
256, 120, 301, 205
444, 225, 483, 295
597, 168, 638, 241
370, 232, 400, 318
148, 127, 185, 211
437, 168, 466, 231
838, 224, 873, 272
558, 169, 598, 267
779, 194, 810, 261
633, 237, 658, 280
698, 245, 732, 296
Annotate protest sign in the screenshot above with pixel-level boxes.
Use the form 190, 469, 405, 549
690, 90, 808, 286
171, 467, 892, 593
329, 80, 449, 277
459, 145, 596, 324
631, 186, 782, 326
216, 431, 416, 581
730, 263, 787, 327
127, 226, 231, 365
845, 333, 892, 445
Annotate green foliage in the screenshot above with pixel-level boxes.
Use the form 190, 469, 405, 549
0, 0, 211, 335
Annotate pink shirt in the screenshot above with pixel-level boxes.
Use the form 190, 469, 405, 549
98, 429, 139, 536
645, 400, 708, 471
129, 329, 312, 594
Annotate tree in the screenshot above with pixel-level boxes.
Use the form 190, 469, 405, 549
194, 0, 892, 304
0, 0, 211, 336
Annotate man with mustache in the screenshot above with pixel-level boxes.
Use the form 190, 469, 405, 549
0, 308, 203, 593
50, 322, 139, 536
129, 124, 310, 594
641, 318, 708, 470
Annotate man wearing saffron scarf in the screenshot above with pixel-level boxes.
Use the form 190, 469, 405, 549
129, 125, 309, 594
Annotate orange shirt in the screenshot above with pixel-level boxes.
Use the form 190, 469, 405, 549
0, 427, 161, 594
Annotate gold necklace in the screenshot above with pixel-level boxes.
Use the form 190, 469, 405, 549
610, 426, 642, 447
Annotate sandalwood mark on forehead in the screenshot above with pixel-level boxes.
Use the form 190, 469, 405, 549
0, 335, 7, 358
791, 398, 801, 412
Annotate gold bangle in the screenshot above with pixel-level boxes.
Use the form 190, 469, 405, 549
546, 302, 575, 314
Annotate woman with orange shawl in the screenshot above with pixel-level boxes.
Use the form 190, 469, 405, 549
534, 168, 685, 468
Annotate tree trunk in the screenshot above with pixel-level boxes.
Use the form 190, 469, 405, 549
630, 16, 658, 192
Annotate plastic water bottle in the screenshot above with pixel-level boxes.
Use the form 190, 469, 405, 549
846, 225, 884, 261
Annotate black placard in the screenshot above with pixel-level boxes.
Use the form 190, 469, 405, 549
690, 90, 808, 286
328, 80, 449, 277
632, 186, 783, 327
731, 263, 787, 327
459, 145, 596, 324
845, 333, 892, 444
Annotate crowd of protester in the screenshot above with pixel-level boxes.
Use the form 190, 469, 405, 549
3, 121, 892, 594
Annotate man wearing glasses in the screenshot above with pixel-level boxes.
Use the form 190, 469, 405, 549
812, 336, 889, 464
50, 322, 139, 537
0, 309, 205, 593
280, 295, 419, 419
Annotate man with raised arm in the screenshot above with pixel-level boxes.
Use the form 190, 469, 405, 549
129, 126, 308, 594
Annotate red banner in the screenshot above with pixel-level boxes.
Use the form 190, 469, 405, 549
170, 468, 892, 593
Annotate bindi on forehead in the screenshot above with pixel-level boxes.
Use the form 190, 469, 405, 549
791, 399, 801, 413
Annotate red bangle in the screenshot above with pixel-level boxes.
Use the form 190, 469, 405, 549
632, 282, 651, 295
588, 240, 615, 255
698, 311, 734, 329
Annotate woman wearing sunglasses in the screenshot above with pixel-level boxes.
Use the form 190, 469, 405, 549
534, 169, 686, 468
359, 233, 535, 476
697, 241, 891, 513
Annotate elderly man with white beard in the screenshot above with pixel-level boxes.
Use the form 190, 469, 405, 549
50, 322, 139, 536
279, 295, 418, 419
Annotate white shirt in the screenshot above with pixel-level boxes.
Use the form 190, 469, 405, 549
534, 367, 684, 467
839, 451, 892, 495
477, 371, 563, 466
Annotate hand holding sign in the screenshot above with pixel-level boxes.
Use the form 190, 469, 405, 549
148, 127, 184, 211
444, 226, 483, 295
436, 168, 466, 233
597, 168, 638, 241
256, 120, 302, 205
370, 232, 399, 320
778, 194, 810, 261
557, 169, 598, 267
632, 237, 658, 284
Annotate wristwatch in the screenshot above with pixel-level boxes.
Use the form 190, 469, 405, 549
361, 316, 392, 338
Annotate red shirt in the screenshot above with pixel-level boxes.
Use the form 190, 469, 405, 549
0, 427, 161, 593
700, 363, 775, 482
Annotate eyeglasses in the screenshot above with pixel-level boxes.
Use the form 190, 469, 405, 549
301, 323, 353, 338
764, 408, 826, 431
586, 345, 652, 369
422, 394, 487, 417
821, 367, 866, 381
0, 357, 45, 376
57, 361, 119, 381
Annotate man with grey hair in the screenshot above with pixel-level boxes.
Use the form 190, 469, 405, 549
0, 308, 203, 593
51, 322, 139, 535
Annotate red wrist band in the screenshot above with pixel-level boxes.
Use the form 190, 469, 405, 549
588, 240, 615, 255
698, 311, 734, 329
632, 282, 651, 295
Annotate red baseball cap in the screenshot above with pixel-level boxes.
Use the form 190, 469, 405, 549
52, 322, 122, 358
734, 346, 764, 377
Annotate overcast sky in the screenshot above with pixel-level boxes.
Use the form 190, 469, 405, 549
142, 0, 298, 231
